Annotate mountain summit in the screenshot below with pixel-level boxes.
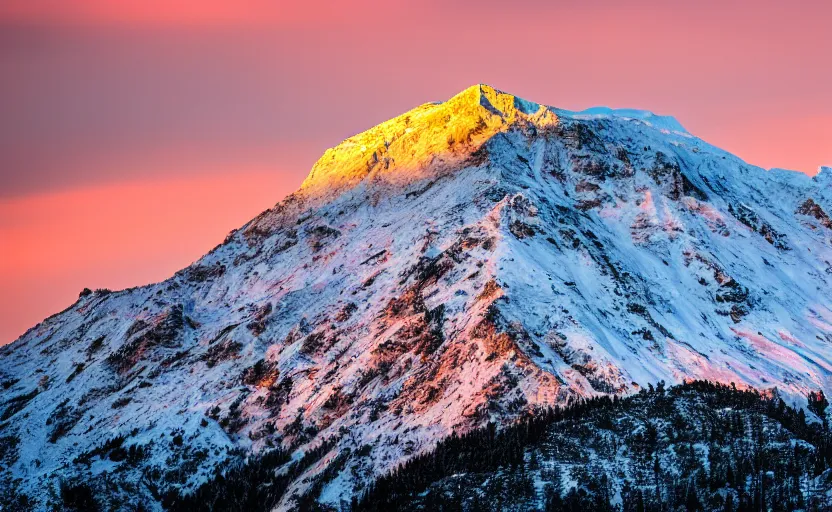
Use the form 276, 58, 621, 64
2, 85, 832, 510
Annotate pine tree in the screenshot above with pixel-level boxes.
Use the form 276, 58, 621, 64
723, 492, 734, 512
685, 483, 703, 511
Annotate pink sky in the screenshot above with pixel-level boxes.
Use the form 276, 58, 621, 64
1, 1, 830, 343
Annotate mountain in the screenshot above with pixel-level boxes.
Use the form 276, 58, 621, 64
2, 84, 832, 511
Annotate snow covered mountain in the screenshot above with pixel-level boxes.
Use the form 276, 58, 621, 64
2, 84, 832, 510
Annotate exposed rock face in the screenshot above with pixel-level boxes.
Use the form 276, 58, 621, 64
1, 85, 831, 510
797, 197, 832, 230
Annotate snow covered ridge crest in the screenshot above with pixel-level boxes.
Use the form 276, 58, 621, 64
561, 105, 689, 134
298, 84, 690, 204
2, 84, 832, 510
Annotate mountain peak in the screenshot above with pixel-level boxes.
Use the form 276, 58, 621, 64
465, 83, 545, 117
298, 84, 558, 202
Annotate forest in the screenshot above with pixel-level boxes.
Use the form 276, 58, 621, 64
355, 381, 832, 511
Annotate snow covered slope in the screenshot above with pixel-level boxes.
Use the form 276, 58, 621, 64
2, 84, 831, 510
